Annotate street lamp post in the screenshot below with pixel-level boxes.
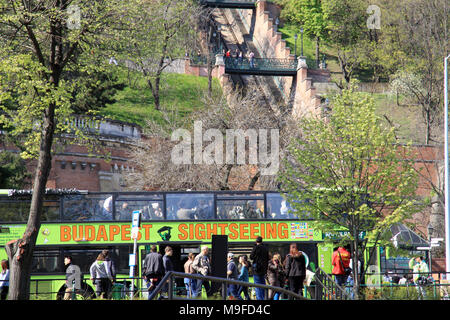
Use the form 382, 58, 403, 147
217, 25, 222, 53
445, 54, 450, 275
428, 223, 434, 274
294, 34, 298, 58
300, 27, 304, 57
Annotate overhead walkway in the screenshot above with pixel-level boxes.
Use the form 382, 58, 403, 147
200, 0, 256, 9
224, 56, 298, 76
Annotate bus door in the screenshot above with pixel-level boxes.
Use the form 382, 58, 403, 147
139, 242, 202, 297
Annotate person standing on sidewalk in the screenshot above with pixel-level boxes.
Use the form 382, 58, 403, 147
267, 253, 284, 300
192, 246, 212, 298
237, 255, 251, 300
226, 252, 241, 300
90, 252, 114, 299
409, 256, 430, 299
284, 243, 306, 299
142, 245, 165, 299
184, 252, 197, 298
250, 236, 269, 300
0, 260, 9, 300
331, 246, 351, 287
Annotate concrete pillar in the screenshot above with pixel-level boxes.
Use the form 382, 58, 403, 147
215, 54, 225, 78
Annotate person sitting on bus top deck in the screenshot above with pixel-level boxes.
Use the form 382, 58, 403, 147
90, 196, 113, 221
176, 200, 197, 220
151, 203, 164, 220
117, 202, 131, 220
195, 200, 212, 219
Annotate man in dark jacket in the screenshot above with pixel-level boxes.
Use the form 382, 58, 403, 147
142, 245, 164, 299
160, 246, 174, 299
250, 236, 269, 300
284, 243, 306, 299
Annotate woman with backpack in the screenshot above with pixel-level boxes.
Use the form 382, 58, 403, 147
284, 243, 306, 299
90, 252, 114, 299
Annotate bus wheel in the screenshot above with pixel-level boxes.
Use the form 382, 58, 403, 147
56, 283, 96, 300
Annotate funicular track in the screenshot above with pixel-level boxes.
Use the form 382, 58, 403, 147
213, 8, 278, 109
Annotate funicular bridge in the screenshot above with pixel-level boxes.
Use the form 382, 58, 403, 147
224, 56, 298, 76
201, 0, 257, 9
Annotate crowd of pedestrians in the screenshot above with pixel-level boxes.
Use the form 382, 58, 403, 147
141, 236, 310, 300
223, 48, 255, 68
0, 238, 436, 301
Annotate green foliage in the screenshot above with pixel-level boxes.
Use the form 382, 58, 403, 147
277, 0, 328, 41
278, 80, 419, 244
0, 151, 30, 189
66, 59, 125, 114
0, 53, 75, 159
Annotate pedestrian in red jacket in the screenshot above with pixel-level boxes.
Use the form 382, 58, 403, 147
332, 246, 351, 287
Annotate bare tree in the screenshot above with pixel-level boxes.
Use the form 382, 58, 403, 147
386, 0, 448, 145
112, 0, 202, 110
123, 84, 299, 191
0, 0, 121, 299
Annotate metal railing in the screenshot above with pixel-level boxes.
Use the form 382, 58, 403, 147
24, 276, 138, 300
148, 271, 307, 300
313, 267, 351, 300
200, 0, 257, 9
224, 57, 298, 75
23, 270, 450, 300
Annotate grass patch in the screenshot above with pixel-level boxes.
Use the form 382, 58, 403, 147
100, 68, 221, 128
369, 92, 425, 144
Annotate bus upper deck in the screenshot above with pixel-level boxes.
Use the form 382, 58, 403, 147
0, 190, 304, 223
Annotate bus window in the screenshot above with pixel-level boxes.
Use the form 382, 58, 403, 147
216, 199, 263, 220
0, 201, 30, 222
166, 193, 214, 220
267, 193, 297, 219
64, 246, 132, 275
42, 201, 60, 221
32, 250, 60, 273
115, 200, 164, 221
62, 194, 113, 221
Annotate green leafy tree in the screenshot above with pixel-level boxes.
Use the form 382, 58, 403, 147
66, 55, 125, 114
383, 0, 448, 144
321, 0, 369, 84
278, 82, 419, 299
0, 151, 31, 189
277, 0, 328, 66
109, 0, 200, 111
0, 0, 122, 300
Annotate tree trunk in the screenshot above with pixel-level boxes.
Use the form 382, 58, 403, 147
6, 102, 56, 300
153, 74, 161, 111
425, 108, 431, 145
207, 53, 213, 98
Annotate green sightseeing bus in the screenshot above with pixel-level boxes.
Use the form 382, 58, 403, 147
0, 189, 398, 299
